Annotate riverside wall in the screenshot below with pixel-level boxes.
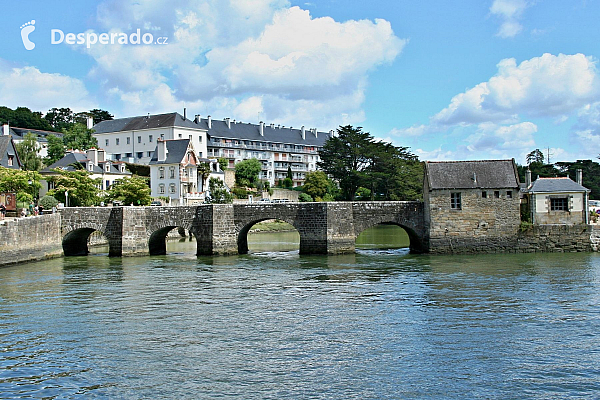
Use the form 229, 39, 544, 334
0, 214, 63, 267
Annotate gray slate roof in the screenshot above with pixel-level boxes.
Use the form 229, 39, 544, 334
425, 159, 520, 190
93, 112, 204, 134
528, 177, 589, 193
0, 136, 21, 169
149, 139, 194, 165
41, 152, 130, 175
93, 112, 331, 147
9, 127, 62, 143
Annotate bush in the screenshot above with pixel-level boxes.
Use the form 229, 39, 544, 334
282, 177, 293, 189
39, 195, 59, 209
232, 187, 249, 199
298, 193, 313, 202
519, 221, 534, 232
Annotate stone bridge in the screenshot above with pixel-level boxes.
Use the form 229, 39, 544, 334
59, 201, 427, 256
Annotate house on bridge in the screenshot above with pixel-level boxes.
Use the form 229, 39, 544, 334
424, 159, 521, 253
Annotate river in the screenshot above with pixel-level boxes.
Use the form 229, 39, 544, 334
1, 225, 599, 399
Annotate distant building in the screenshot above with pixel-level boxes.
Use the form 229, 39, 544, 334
524, 169, 590, 225
423, 159, 521, 251
2, 123, 63, 159
92, 112, 332, 187
0, 135, 22, 169
39, 148, 131, 198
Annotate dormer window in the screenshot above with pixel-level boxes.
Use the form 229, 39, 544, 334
120, 165, 125, 173
7, 156, 13, 166
88, 162, 94, 171
105, 164, 110, 172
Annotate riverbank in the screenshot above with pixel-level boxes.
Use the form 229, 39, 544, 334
249, 219, 296, 233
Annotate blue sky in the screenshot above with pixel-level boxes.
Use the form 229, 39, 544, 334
1, 0, 599, 164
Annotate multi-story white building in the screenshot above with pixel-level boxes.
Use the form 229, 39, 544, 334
92, 112, 332, 187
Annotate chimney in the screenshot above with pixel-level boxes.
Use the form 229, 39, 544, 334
208, 115, 212, 129
87, 148, 98, 166
526, 168, 532, 187
225, 118, 231, 129
98, 149, 106, 163
576, 169, 583, 185
314, 129, 318, 138
194, 114, 200, 124
259, 121, 264, 136
2, 123, 9, 136
301, 126, 305, 140
86, 116, 94, 129
158, 139, 167, 162
183, 107, 187, 120
270, 123, 275, 129
329, 129, 334, 136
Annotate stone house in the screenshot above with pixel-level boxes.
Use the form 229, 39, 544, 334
39, 148, 131, 198
423, 159, 521, 253
524, 169, 590, 225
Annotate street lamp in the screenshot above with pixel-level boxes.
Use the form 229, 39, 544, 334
65, 191, 69, 207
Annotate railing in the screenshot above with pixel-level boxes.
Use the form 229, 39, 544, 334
209, 141, 319, 154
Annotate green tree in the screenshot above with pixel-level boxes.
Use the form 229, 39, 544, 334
526, 149, 544, 165
62, 123, 98, 151
47, 169, 101, 206
217, 157, 228, 171
208, 177, 232, 204
45, 107, 75, 131
555, 159, 600, 200
15, 132, 42, 171
197, 162, 212, 191
303, 170, 329, 200
235, 158, 262, 188
88, 109, 114, 124
298, 192, 313, 202
45, 134, 66, 165
286, 165, 293, 180
0, 167, 41, 202
0, 106, 55, 131
106, 176, 151, 205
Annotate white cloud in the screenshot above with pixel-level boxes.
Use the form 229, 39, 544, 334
432, 53, 600, 126
87, 1, 405, 130
388, 124, 434, 138
490, 0, 529, 38
0, 61, 96, 112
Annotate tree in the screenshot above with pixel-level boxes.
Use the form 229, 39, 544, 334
208, 177, 233, 204
45, 107, 75, 131
555, 159, 600, 200
303, 171, 329, 200
15, 132, 42, 171
286, 165, 293, 180
88, 109, 114, 124
0, 167, 41, 202
47, 169, 101, 206
106, 176, 151, 205
217, 158, 228, 171
62, 123, 98, 150
197, 162, 212, 191
526, 149, 544, 165
298, 193, 313, 202
235, 158, 261, 188
0, 106, 54, 131
45, 134, 66, 165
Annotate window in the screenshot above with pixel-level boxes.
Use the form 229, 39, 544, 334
105, 180, 110, 189
159, 184, 165, 194
137, 136, 141, 143
507, 190, 513, 198
126, 153, 132, 158
159, 167, 165, 179
105, 164, 110, 172
494, 191, 500, 198
198, 136, 202, 143
105, 139, 109, 146
178, 134, 182, 138
149, 135, 153, 142
8, 156, 13, 166
189, 135, 193, 140
127, 137, 131, 145
169, 183, 176, 194
450, 192, 462, 210
88, 162, 94, 172
169, 167, 175, 179
550, 197, 568, 211
147, 151, 153, 157
482, 191, 487, 198
115, 154, 121, 160
116, 138, 120, 145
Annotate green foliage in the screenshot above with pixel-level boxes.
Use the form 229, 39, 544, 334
322, 193, 335, 202
235, 158, 262, 187
282, 177, 293, 189
0, 106, 55, 131
62, 123, 98, 151
298, 192, 313, 202
45, 107, 76, 131
45, 134, 66, 166
232, 187, 249, 199
15, 132, 42, 171
217, 157, 228, 171
197, 162, 212, 191
124, 163, 148, 176
303, 171, 329, 199
318, 125, 421, 201
526, 149, 545, 165
556, 159, 600, 200
84, 109, 113, 125
106, 176, 151, 206
519, 221, 534, 232
0, 167, 41, 199
208, 177, 232, 204
286, 165, 293, 180
355, 187, 372, 201
47, 169, 101, 206
39, 195, 59, 209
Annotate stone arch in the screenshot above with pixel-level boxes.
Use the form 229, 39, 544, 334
236, 217, 301, 254
354, 220, 425, 254
62, 226, 114, 256
148, 225, 197, 255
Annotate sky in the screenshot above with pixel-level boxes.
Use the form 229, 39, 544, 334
1, 0, 599, 164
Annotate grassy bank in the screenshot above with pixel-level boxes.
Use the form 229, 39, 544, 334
249, 220, 296, 233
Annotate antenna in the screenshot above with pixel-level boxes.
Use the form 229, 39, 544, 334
546, 147, 553, 165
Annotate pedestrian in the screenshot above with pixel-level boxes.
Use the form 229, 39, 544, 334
34, 205, 39, 216
38, 204, 44, 215
28, 202, 34, 216
20, 208, 26, 218
0, 203, 5, 220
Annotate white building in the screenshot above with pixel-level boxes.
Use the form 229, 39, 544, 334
2, 123, 63, 159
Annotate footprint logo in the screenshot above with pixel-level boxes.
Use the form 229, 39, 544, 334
20, 20, 36, 50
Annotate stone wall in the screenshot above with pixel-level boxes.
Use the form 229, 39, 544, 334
591, 226, 600, 252
0, 214, 62, 267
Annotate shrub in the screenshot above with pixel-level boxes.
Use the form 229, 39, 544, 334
298, 193, 313, 202
39, 195, 59, 209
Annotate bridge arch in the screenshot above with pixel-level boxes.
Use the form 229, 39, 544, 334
62, 226, 118, 256
354, 221, 424, 253
148, 225, 197, 255
236, 217, 300, 254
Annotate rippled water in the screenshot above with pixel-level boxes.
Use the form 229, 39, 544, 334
1, 228, 599, 399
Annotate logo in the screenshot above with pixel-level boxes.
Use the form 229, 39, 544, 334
20, 20, 36, 50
